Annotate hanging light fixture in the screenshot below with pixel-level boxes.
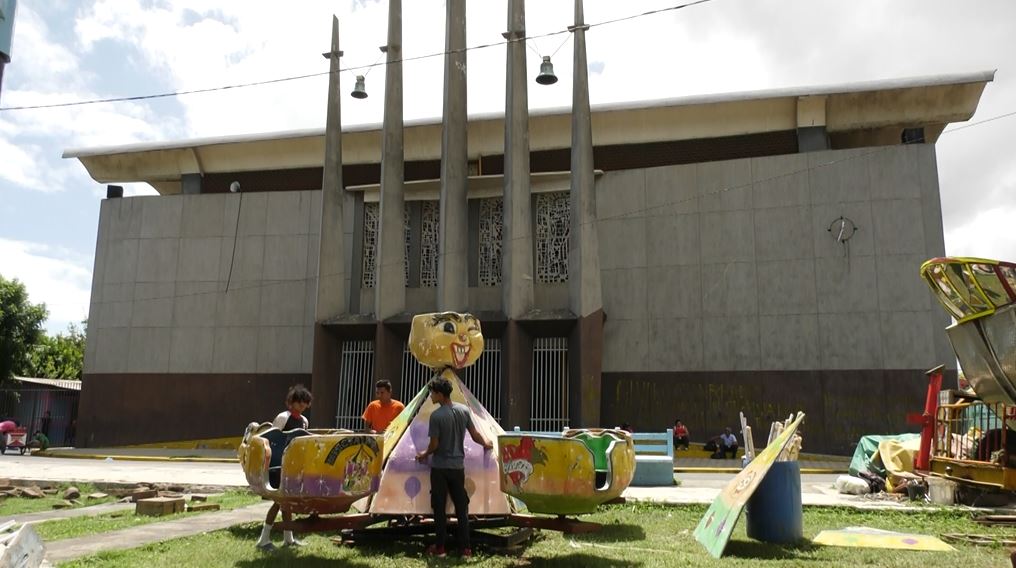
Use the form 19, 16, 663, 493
351, 75, 368, 99
535, 55, 558, 85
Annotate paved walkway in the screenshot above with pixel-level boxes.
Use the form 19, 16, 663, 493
43, 502, 272, 563
0, 501, 133, 526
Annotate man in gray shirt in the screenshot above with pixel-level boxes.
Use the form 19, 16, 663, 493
415, 376, 492, 558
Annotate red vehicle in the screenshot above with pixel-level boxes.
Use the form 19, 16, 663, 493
1, 427, 29, 455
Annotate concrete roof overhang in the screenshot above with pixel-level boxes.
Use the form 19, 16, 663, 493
63, 71, 994, 195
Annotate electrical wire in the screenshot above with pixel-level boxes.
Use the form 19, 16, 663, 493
0, 0, 715, 112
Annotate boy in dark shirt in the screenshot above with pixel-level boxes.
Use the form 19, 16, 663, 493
415, 376, 492, 558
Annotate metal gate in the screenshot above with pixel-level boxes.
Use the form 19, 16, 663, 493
335, 340, 375, 429
530, 337, 569, 431
401, 338, 503, 422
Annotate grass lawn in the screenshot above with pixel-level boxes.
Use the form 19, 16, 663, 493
32, 490, 261, 542
59, 503, 1016, 567
0, 483, 117, 516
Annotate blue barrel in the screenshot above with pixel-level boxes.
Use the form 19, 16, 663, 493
745, 461, 803, 544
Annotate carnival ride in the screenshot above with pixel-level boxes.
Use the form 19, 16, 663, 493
238, 311, 637, 546
920, 257, 1016, 489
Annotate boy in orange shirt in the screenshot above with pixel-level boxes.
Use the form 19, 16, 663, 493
361, 379, 405, 433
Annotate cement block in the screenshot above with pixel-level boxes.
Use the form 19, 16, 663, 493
140, 196, 183, 238
102, 239, 139, 284
698, 158, 752, 212
218, 282, 261, 327
702, 316, 760, 370
105, 197, 144, 240
306, 233, 321, 280
700, 262, 757, 317
644, 163, 698, 216
815, 255, 878, 314
751, 154, 810, 209
131, 282, 175, 328
308, 190, 323, 235
173, 282, 220, 327
533, 282, 569, 311
875, 254, 931, 312
818, 312, 883, 369
596, 169, 646, 219
127, 327, 172, 372
259, 280, 308, 327
646, 214, 699, 266
601, 268, 647, 321
168, 327, 215, 373
869, 145, 922, 200
136, 238, 179, 283
98, 300, 133, 329
880, 311, 936, 369
304, 278, 319, 326
101, 282, 136, 303
266, 191, 314, 235
256, 326, 305, 373
263, 235, 309, 280
212, 326, 259, 373
811, 202, 874, 258
602, 318, 649, 373
754, 206, 814, 261
92, 327, 130, 373
647, 265, 700, 318
468, 286, 502, 312
236, 192, 268, 236
597, 218, 646, 270
181, 193, 227, 238
870, 199, 925, 256
136, 497, 185, 516
648, 317, 702, 371
807, 148, 871, 204
177, 237, 223, 282
760, 314, 819, 370
700, 210, 755, 263
220, 235, 265, 282
757, 259, 817, 316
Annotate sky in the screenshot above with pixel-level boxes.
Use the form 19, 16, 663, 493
0, 0, 1015, 334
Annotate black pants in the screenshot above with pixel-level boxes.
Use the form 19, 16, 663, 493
431, 467, 470, 549
674, 436, 689, 450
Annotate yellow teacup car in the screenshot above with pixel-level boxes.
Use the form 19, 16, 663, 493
498, 428, 635, 515
239, 423, 383, 514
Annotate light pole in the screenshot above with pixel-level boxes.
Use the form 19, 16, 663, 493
0, 0, 17, 102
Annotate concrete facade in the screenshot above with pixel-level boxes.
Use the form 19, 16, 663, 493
70, 72, 991, 450
596, 144, 952, 375
85, 191, 321, 376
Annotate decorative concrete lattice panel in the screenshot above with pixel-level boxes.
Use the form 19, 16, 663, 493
362, 202, 378, 288
478, 197, 503, 286
536, 192, 570, 283
420, 201, 439, 287
361, 202, 411, 288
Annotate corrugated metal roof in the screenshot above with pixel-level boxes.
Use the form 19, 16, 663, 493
12, 376, 83, 391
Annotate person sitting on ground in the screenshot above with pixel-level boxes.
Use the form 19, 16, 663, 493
673, 419, 690, 450
27, 431, 50, 451
361, 379, 405, 433
256, 384, 312, 552
710, 427, 738, 459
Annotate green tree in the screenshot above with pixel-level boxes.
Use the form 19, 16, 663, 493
22, 322, 86, 380
0, 274, 48, 385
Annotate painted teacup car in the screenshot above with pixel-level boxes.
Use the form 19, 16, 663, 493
239, 423, 383, 514
498, 428, 635, 515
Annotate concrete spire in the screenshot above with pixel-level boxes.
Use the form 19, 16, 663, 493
315, 15, 347, 320
436, 0, 468, 311
502, 0, 535, 319
568, 0, 602, 318
374, 0, 406, 321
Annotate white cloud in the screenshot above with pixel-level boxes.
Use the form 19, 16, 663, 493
0, 238, 92, 334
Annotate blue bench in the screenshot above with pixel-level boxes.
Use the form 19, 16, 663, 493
631, 429, 675, 486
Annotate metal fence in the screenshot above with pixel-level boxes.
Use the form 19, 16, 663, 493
935, 401, 1011, 464
0, 388, 80, 447
335, 340, 375, 429
401, 338, 503, 422
530, 337, 569, 432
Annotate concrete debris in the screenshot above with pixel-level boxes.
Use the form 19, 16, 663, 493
62, 487, 81, 500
